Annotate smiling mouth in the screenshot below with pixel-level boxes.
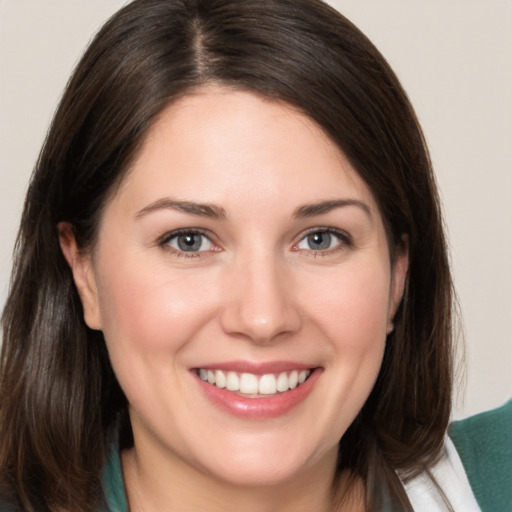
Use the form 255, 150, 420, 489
197, 368, 312, 397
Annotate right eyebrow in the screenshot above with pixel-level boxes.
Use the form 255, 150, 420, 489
135, 198, 227, 220
293, 199, 372, 219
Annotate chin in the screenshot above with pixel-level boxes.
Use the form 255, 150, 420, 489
206, 459, 310, 488
193, 434, 334, 489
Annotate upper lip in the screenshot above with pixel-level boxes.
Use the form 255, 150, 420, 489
192, 361, 318, 375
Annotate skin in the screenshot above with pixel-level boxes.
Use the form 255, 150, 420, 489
60, 87, 408, 512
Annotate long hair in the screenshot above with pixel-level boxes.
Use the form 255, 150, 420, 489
0, 1, 454, 510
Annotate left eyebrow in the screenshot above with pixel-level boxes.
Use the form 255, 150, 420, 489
135, 198, 227, 220
293, 199, 372, 219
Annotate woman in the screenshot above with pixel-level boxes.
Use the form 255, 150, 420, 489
0, 1, 509, 511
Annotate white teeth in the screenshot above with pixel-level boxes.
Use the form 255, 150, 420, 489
215, 370, 226, 389
198, 368, 312, 395
289, 370, 299, 389
226, 371, 240, 391
240, 373, 259, 394
258, 374, 277, 395
276, 372, 289, 392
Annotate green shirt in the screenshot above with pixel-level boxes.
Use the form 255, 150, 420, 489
449, 400, 512, 512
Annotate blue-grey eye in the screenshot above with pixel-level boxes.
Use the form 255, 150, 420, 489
297, 231, 340, 251
167, 232, 213, 252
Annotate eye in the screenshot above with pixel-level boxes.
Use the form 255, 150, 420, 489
162, 230, 215, 254
295, 229, 350, 252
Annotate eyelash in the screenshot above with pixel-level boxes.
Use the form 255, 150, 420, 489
159, 229, 218, 258
293, 227, 353, 256
158, 227, 353, 258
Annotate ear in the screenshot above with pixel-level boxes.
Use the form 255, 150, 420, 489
387, 235, 409, 334
58, 222, 102, 330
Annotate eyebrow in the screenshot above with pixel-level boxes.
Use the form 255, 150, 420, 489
136, 198, 227, 220
293, 199, 372, 219
136, 198, 371, 221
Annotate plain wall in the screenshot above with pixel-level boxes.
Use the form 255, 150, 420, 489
1, 0, 511, 419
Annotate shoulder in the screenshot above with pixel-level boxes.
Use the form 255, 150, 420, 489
0, 444, 129, 512
401, 435, 481, 511
449, 400, 512, 512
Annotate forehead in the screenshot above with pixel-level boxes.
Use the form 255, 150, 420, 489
111, 86, 379, 219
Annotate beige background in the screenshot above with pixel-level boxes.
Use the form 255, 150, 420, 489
1, 1, 511, 419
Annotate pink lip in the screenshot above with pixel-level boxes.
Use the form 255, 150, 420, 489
192, 364, 322, 420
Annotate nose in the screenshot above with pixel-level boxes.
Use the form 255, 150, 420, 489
219, 253, 302, 344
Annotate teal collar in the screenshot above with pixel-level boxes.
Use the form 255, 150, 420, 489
101, 443, 129, 512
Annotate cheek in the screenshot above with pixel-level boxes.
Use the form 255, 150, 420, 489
94, 256, 219, 357
304, 260, 391, 352
325, 270, 389, 383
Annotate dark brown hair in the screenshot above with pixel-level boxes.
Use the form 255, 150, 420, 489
0, 1, 454, 510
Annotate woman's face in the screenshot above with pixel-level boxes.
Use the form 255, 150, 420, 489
69, 87, 407, 488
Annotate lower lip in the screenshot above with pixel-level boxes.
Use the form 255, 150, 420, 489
193, 368, 322, 419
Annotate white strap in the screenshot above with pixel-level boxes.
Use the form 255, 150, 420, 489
400, 436, 481, 511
